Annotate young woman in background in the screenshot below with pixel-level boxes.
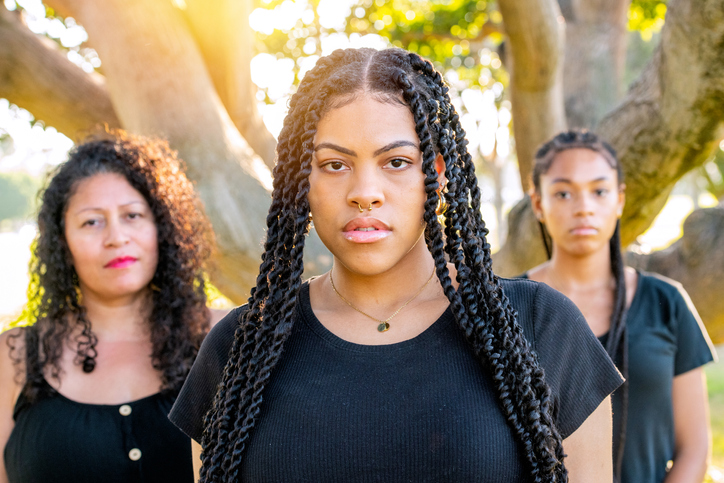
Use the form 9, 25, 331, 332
526, 130, 716, 483
0, 132, 217, 483
170, 48, 623, 483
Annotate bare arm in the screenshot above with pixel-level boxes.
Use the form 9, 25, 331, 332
192, 439, 202, 482
562, 396, 613, 482
0, 329, 24, 483
663, 368, 711, 483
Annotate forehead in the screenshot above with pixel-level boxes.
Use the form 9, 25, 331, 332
67, 172, 146, 210
314, 95, 418, 149
543, 148, 618, 183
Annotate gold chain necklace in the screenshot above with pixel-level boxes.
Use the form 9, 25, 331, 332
328, 267, 436, 332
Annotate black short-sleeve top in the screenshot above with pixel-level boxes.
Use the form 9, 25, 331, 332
5, 379, 193, 483
603, 271, 716, 483
170, 277, 623, 482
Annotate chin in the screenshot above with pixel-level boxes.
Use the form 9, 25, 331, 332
335, 254, 401, 277
565, 242, 606, 258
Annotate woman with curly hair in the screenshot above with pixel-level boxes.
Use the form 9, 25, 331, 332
169, 48, 624, 482
0, 132, 217, 483
525, 130, 716, 483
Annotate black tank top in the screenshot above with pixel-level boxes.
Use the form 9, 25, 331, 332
4, 380, 193, 483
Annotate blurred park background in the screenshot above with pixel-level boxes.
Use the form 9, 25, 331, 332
0, 0, 722, 478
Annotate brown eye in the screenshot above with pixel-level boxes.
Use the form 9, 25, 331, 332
386, 158, 411, 169
322, 161, 346, 172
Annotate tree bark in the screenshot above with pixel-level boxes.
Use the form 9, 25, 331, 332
628, 205, 724, 343
561, 0, 631, 129
598, 0, 724, 246
183, 0, 278, 168
497, 0, 567, 186
40, 0, 329, 302
495, 0, 724, 341
0, 7, 119, 138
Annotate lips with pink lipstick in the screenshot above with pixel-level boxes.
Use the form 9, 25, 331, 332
343, 217, 391, 243
105, 256, 138, 269
570, 225, 598, 236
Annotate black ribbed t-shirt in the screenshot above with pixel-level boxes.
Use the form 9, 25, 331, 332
170, 277, 622, 482
600, 272, 716, 483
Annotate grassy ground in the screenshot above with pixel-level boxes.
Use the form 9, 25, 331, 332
707, 345, 724, 482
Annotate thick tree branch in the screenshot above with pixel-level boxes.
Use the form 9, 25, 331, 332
495, 0, 724, 340
44, 0, 328, 302
498, 0, 567, 185
627, 206, 724, 343
598, 0, 724, 246
183, 0, 278, 168
0, 6, 119, 138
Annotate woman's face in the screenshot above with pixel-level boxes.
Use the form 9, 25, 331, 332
64, 172, 159, 303
532, 148, 625, 258
308, 94, 444, 276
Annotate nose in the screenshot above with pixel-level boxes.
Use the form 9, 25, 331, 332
104, 218, 130, 247
574, 193, 595, 216
347, 165, 384, 211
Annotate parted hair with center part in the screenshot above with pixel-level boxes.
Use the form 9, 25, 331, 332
199, 48, 567, 482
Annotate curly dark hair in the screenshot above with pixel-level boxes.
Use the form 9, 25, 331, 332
200, 48, 567, 482
532, 129, 628, 481
15, 130, 213, 402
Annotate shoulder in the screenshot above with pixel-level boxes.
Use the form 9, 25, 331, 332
0, 327, 25, 373
499, 277, 583, 332
207, 307, 233, 329
637, 270, 686, 297
499, 278, 623, 438
201, 305, 249, 359
633, 270, 699, 321
0, 327, 25, 412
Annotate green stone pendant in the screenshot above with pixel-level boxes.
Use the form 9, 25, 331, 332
377, 322, 390, 332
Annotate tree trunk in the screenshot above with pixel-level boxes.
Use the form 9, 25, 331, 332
561, 0, 631, 129
0, 7, 119, 137
497, 0, 567, 186
598, 0, 724, 246
496, 0, 724, 341
183, 0, 278, 168
628, 205, 724, 343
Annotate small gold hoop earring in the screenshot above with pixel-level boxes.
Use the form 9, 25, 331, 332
435, 190, 448, 216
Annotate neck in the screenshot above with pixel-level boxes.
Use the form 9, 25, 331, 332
330, 244, 437, 311
76, 286, 152, 340
547, 244, 613, 291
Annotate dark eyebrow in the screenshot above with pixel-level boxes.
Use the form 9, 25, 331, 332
314, 143, 356, 156
73, 201, 146, 216
550, 176, 611, 184
373, 140, 419, 156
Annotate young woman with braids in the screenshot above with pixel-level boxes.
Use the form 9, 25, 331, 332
0, 132, 221, 483
525, 130, 716, 483
169, 48, 623, 482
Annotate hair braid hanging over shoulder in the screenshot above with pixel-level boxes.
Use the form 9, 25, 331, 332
402, 53, 566, 482
200, 48, 568, 482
